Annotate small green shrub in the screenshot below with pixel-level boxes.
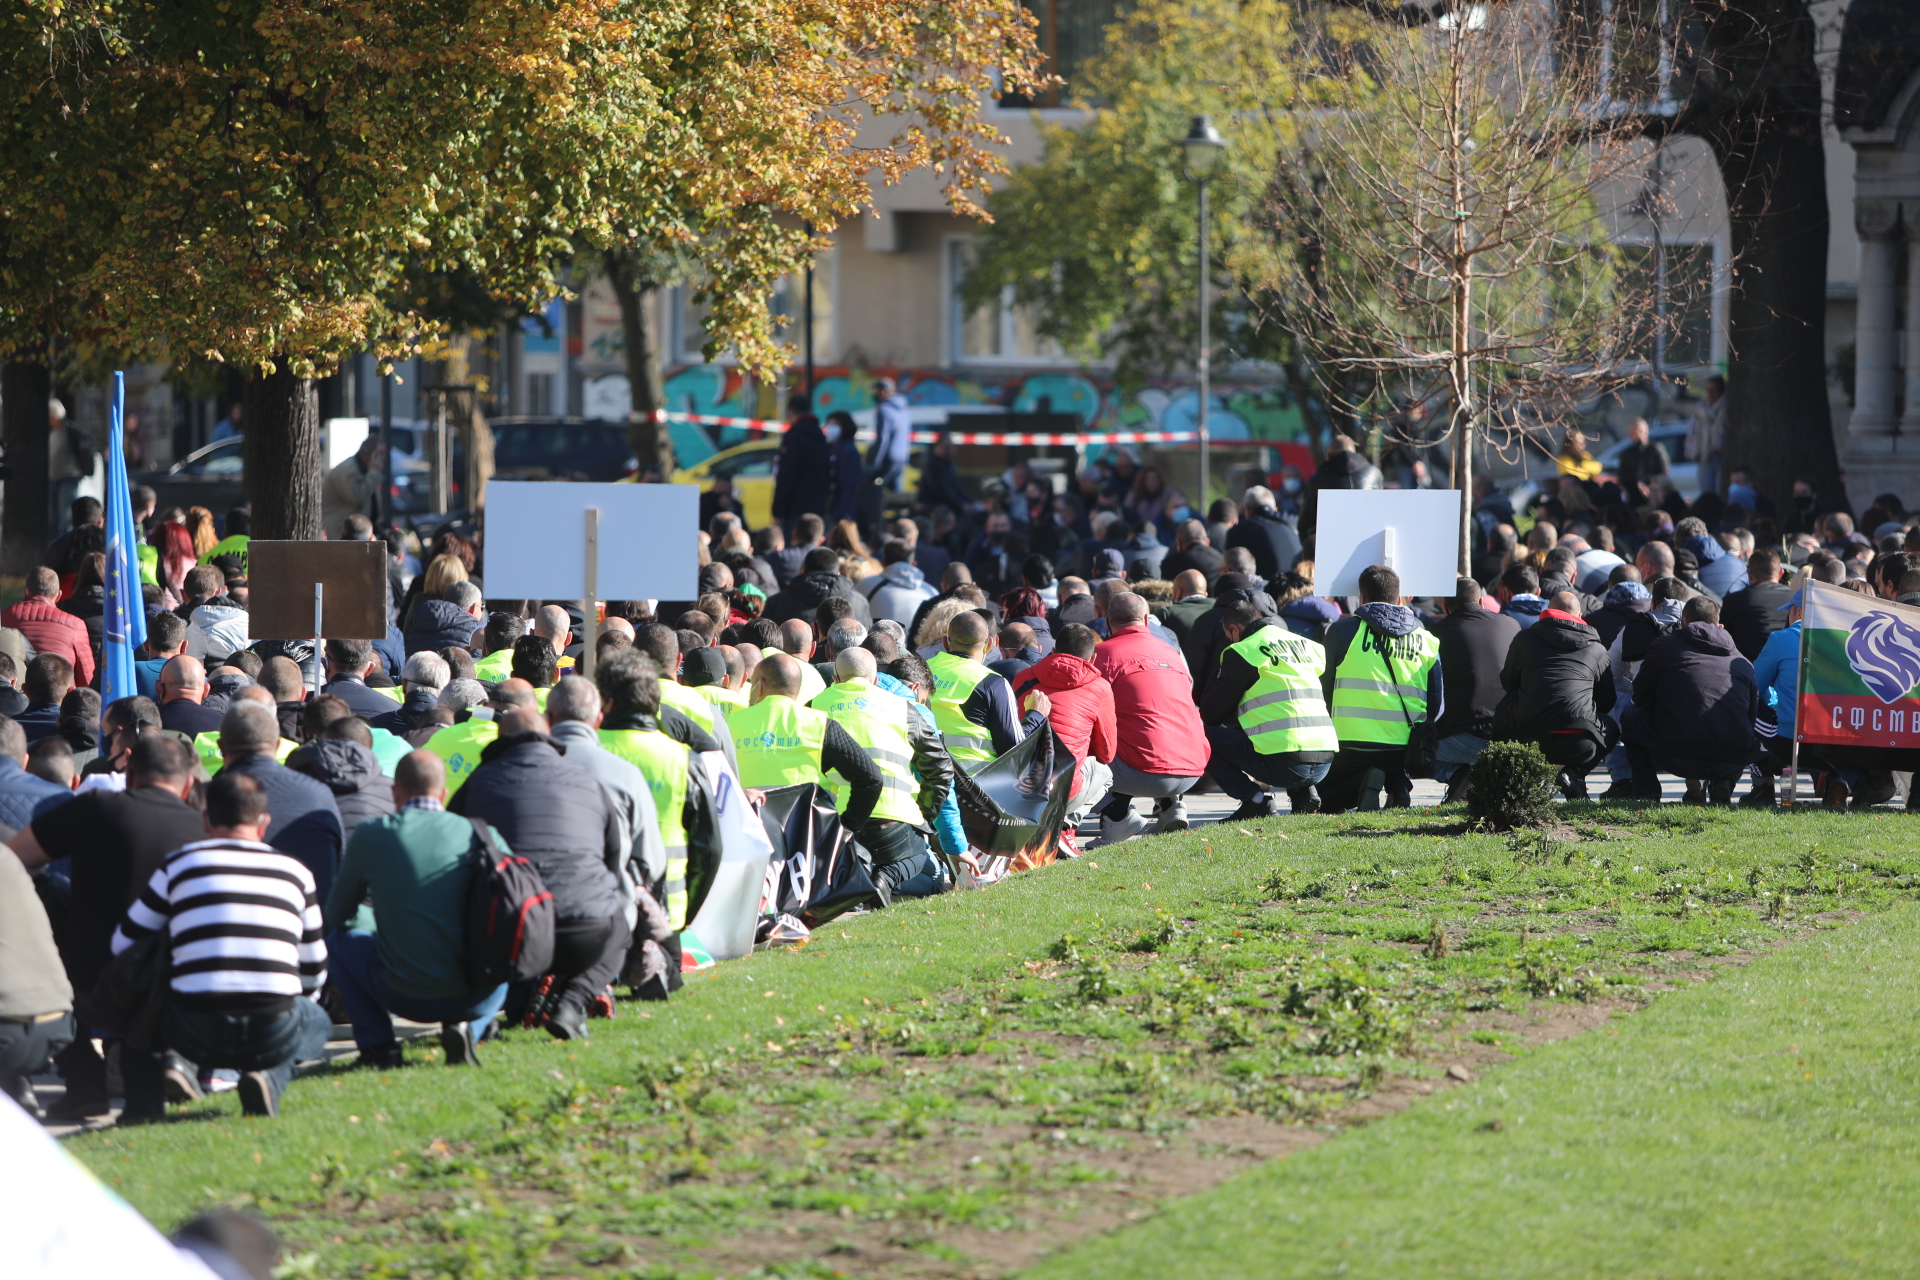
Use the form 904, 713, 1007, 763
1467, 741, 1560, 831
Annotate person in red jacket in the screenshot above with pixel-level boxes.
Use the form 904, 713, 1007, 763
1092, 592, 1211, 839
1012, 623, 1116, 855
1, 567, 94, 688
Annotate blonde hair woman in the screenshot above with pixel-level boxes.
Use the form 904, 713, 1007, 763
185, 506, 219, 560
914, 596, 977, 658
420, 553, 470, 598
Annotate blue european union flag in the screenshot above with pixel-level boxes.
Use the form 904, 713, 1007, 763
100, 371, 147, 713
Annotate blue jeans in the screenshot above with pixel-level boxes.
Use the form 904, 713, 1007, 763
329, 930, 507, 1051
1204, 724, 1331, 801
124, 996, 331, 1117
1432, 733, 1488, 784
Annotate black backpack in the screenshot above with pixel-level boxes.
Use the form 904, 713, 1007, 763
464, 817, 556, 990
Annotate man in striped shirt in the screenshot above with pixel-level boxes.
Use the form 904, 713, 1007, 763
114, 770, 330, 1120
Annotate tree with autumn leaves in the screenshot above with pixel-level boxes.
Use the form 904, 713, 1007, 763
0, 0, 1043, 548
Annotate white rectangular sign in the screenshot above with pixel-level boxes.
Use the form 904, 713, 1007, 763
483, 480, 700, 602
1316, 488, 1462, 598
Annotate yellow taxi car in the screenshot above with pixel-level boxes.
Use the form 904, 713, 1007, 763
672, 439, 781, 529
672, 438, 917, 530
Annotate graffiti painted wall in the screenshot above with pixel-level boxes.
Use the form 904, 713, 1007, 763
584, 365, 1311, 469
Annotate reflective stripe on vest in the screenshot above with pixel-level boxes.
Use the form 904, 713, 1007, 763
808, 678, 923, 825
728, 695, 830, 789
926, 650, 996, 767
425, 718, 499, 794
1227, 626, 1338, 755
598, 728, 694, 928
659, 679, 715, 733
1328, 625, 1439, 746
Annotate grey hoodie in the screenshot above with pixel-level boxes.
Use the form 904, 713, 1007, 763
866, 560, 938, 627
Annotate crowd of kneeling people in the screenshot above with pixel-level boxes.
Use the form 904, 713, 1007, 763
2, 494, 1890, 1127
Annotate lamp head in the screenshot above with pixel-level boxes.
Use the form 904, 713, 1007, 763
1180, 115, 1228, 178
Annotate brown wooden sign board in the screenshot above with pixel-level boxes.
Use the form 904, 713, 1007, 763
247, 541, 388, 640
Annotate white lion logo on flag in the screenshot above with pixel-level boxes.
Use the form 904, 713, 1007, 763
1845, 612, 1920, 703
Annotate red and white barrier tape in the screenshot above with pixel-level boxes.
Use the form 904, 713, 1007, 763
645, 408, 1208, 447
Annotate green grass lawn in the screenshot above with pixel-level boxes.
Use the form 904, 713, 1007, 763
1033, 901, 1920, 1280
66, 804, 1920, 1277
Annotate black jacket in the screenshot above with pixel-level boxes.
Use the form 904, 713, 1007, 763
1632, 622, 1758, 763
1615, 439, 1670, 499
1720, 578, 1795, 662
772, 417, 833, 526
1498, 613, 1614, 741
285, 738, 395, 844
1225, 507, 1303, 580
322, 674, 401, 720
1186, 587, 1276, 708
1588, 600, 1645, 651
1300, 449, 1383, 541
370, 685, 440, 735
1160, 542, 1223, 585
449, 732, 624, 921
1430, 603, 1522, 739
763, 571, 874, 629
59, 585, 105, 652
1199, 620, 1335, 764
404, 598, 480, 655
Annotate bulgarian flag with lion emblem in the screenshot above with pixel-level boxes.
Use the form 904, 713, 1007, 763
1798, 577, 1920, 747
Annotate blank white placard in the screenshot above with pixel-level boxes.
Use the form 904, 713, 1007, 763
483, 481, 700, 601
1316, 489, 1462, 598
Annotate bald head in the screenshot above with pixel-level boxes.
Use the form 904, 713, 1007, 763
599, 616, 635, 643
945, 610, 989, 655
779, 619, 814, 659
234, 685, 275, 708
834, 647, 877, 683
158, 654, 207, 705
261, 655, 305, 702
754, 652, 805, 700
534, 605, 572, 652
393, 749, 447, 802
491, 677, 539, 710
1637, 541, 1675, 577
1106, 592, 1150, 629
1173, 569, 1207, 599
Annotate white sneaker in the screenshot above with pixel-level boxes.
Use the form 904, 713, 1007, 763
1098, 810, 1151, 846
1152, 799, 1190, 833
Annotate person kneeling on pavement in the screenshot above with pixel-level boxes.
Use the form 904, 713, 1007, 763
114, 768, 331, 1120
808, 648, 956, 896
1321, 565, 1444, 812
1092, 591, 1211, 839
1621, 596, 1758, 804
324, 750, 511, 1070
1494, 589, 1615, 800
1198, 597, 1336, 818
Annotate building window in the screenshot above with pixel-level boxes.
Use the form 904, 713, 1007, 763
1001, 0, 1125, 107
526, 373, 555, 417
1617, 239, 1719, 371
947, 240, 1070, 366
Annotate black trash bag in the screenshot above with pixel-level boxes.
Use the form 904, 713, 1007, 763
954, 725, 1077, 865
758, 782, 889, 925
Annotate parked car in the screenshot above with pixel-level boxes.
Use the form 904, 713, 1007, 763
669, 437, 922, 531
133, 436, 246, 517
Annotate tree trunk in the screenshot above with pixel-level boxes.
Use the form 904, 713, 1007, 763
243, 366, 322, 540
605, 251, 674, 476
1683, 0, 1841, 509
1, 360, 52, 573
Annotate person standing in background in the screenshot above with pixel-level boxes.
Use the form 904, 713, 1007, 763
46, 399, 93, 533
1686, 376, 1726, 498
865, 377, 912, 533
